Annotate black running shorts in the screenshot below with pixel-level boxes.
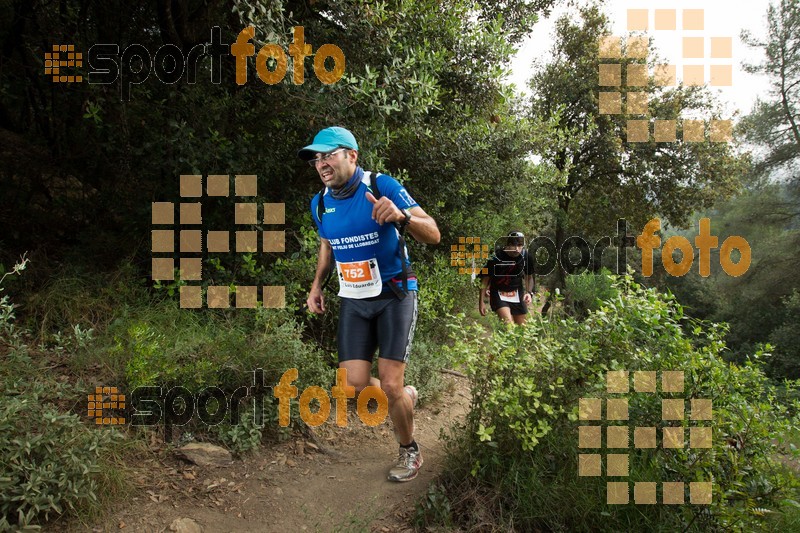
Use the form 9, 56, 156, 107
489, 287, 528, 316
337, 291, 418, 363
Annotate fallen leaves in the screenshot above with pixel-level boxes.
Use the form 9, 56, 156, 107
146, 490, 168, 503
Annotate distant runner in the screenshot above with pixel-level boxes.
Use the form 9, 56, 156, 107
479, 231, 535, 324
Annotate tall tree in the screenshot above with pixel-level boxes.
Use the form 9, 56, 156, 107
0, 0, 561, 261
741, 0, 800, 181
665, 0, 800, 378
662, 178, 800, 378
528, 5, 745, 290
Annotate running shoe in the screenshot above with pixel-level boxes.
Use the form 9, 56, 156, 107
388, 446, 423, 482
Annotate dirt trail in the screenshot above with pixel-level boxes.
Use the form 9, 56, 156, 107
67, 377, 470, 533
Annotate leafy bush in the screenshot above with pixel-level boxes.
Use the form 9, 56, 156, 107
565, 267, 618, 316
1, 259, 124, 531
0, 382, 119, 530
62, 233, 464, 450
768, 289, 800, 380
213, 402, 274, 455
0, 257, 29, 343
415, 254, 463, 336
20, 263, 147, 344
110, 302, 333, 394
414, 483, 454, 528
426, 275, 800, 532
402, 255, 468, 402
105, 296, 335, 446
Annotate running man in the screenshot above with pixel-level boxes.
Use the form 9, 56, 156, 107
478, 231, 535, 324
301, 126, 440, 481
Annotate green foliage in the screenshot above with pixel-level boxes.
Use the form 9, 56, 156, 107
1, 0, 557, 272
265, 213, 329, 317
768, 290, 800, 379
740, 0, 800, 178
565, 268, 618, 316
0, 261, 125, 531
428, 276, 800, 531
213, 402, 269, 455
401, 255, 468, 402
22, 263, 148, 346
718, 0, 800, 381
0, 255, 28, 342
111, 301, 333, 394
387, 91, 553, 246
413, 483, 454, 529
0, 384, 119, 530
663, 182, 800, 380
101, 288, 337, 446
528, 5, 745, 289
114, 308, 247, 392
415, 255, 467, 337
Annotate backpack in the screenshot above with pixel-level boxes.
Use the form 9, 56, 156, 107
315, 171, 409, 298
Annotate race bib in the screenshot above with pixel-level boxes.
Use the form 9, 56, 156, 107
337, 259, 383, 298
498, 290, 520, 303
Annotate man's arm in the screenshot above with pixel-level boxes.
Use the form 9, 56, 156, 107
479, 276, 490, 316
524, 274, 534, 294
366, 192, 440, 244
365, 175, 441, 243
404, 206, 440, 244
307, 238, 332, 314
523, 274, 534, 304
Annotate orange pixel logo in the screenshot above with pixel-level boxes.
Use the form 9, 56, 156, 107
451, 237, 489, 276
598, 8, 733, 143
578, 370, 713, 505
45, 44, 83, 83
151, 174, 286, 309
88, 386, 125, 425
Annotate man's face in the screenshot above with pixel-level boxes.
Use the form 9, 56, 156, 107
313, 148, 357, 189
504, 241, 524, 256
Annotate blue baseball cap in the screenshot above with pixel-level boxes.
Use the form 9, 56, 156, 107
298, 126, 359, 161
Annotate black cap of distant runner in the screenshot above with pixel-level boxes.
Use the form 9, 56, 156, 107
507, 231, 525, 246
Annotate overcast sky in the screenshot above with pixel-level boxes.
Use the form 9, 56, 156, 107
507, 0, 774, 118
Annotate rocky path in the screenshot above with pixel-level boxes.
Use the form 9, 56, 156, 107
60, 377, 470, 533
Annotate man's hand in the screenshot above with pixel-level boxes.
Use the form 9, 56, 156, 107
366, 191, 440, 244
366, 192, 403, 225
523, 292, 533, 305
307, 287, 326, 314
479, 298, 487, 317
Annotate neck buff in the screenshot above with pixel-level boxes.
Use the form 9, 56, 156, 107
329, 166, 364, 200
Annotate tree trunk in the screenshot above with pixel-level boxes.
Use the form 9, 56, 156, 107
554, 210, 567, 290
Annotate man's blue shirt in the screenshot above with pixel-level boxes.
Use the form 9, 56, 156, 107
311, 167, 419, 293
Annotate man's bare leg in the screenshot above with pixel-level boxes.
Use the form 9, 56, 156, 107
378, 358, 413, 445
339, 359, 379, 393
496, 307, 514, 324
379, 357, 421, 481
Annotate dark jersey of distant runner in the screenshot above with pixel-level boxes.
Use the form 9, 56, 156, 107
480, 249, 533, 291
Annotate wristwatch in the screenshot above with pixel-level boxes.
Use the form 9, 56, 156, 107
399, 208, 412, 228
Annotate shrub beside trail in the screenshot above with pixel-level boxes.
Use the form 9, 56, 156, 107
420, 276, 800, 532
